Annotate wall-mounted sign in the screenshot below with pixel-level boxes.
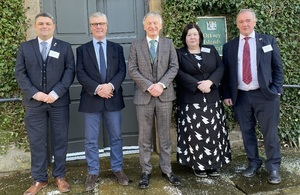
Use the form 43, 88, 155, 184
197, 16, 227, 56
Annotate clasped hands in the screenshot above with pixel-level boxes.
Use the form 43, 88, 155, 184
148, 83, 164, 97
197, 80, 213, 93
96, 84, 113, 99
34, 92, 56, 104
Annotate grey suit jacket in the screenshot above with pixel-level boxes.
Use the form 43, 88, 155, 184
128, 37, 179, 105
15, 37, 75, 107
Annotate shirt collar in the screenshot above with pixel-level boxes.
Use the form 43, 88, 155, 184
93, 37, 107, 46
146, 36, 159, 43
240, 31, 255, 41
38, 37, 53, 45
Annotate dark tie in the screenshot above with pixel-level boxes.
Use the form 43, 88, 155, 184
41, 42, 48, 61
98, 42, 106, 82
243, 37, 252, 84
149, 40, 156, 61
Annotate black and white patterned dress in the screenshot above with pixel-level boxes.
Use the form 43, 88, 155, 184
176, 47, 231, 171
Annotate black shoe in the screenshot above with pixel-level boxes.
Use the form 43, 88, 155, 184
162, 172, 181, 186
193, 169, 207, 178
85, 174, 99, 191
207, 169, 220, 177
242, 166, 259, 178
139, 172, 150, 189
268, 171, 281, 184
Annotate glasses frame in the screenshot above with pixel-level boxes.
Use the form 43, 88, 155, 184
90, 22, 107, 27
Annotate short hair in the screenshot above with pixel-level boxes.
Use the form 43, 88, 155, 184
35, 12, 55, 23
90, 12, 108, 24
143, 12, 163, 25
237, 9, 257, 22
181, 23, 204, 48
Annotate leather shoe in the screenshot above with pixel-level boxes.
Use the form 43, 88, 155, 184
113, 170, 129, 186
55, 177, 70, 193
85, 174, 99, 191
268, 171, 281, 184
242, 166, 259, 178
23, 181, 48, 195
162, 172, 181, 186
139, 172, 150, 189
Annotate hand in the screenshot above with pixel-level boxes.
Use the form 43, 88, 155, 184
197, 80, 213, 93
223, 98, 233, 106
148, 83, 164, 97
45, 94, 56, 104
33, 92, 48, 102
96, 84, 113, 99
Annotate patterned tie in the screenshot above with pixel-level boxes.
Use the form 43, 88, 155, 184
41, 42, 48, 61
243, 37, 252, 84
149, 40, 156, 61
98, 42, 106, 82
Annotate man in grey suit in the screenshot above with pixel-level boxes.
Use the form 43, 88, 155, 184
128, 12, 181, 188
15, 13, 75, 194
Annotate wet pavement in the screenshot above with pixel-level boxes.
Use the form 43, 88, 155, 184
0, 147, 300, 195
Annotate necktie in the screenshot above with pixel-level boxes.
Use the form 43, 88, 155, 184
243, 37, 252, 84
149, 40, 156, 61
41, 42, 48, 61
98, 42, 106, 82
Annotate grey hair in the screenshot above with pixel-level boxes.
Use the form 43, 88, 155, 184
143, 12, 163, 25
237, 9, 257, 22
35, 12, 55, 23
90, 12, 108, 24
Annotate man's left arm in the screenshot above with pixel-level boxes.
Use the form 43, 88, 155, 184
271, 36, 284, 95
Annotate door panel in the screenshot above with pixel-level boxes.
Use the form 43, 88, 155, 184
42, 0, 145, 159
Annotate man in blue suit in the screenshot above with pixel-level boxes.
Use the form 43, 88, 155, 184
222, 9, 284, 184
15, 13, 75, 194
76, 12, 129, 191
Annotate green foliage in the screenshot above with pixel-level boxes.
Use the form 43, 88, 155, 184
162, 0, 300, 147
0, 0, 29, 154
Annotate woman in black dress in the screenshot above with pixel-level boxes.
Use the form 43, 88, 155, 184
176, 23, 231, 177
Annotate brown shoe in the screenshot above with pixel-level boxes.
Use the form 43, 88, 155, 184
85, 174, 99, 191
23, 181, 48, 195
113, 170, 129, 186
55, 177, 70, 193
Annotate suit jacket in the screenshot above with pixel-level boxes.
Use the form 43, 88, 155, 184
15, 37, 75, 107
176, 45, 224, 104
128, 37, 179, 105
222, 32, 284, 104
76, 40, 126, 112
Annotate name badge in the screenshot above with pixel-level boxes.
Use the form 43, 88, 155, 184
201, 47, 211, 53
49, 50, 60, 59
262, 44, 273, 53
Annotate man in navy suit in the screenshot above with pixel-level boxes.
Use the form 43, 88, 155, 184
76, 12, 129, 191
15, 13, 75, 194
222, 9, 284, 184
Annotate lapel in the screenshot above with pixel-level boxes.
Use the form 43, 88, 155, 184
255, 32, 263, 68
86, 41, 99, 71
181, 47, 202, 72
141, 38, 153, 72
106, 41, 113, 77
232, 37, 239, 72
46, 37, 58, 64
32, 38, 43, 65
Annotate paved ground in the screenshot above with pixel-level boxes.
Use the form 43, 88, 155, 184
0, 146, 300, 195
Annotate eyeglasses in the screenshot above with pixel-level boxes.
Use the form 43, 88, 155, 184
90, 22, 107, 27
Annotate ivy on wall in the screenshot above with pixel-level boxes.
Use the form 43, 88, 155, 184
0, 0, 28, 154
162, 0, 300, 147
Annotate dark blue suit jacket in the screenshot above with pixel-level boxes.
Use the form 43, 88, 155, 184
76, 40, 126, 112
15, 37, 75, 107
222, 32, 284, 104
